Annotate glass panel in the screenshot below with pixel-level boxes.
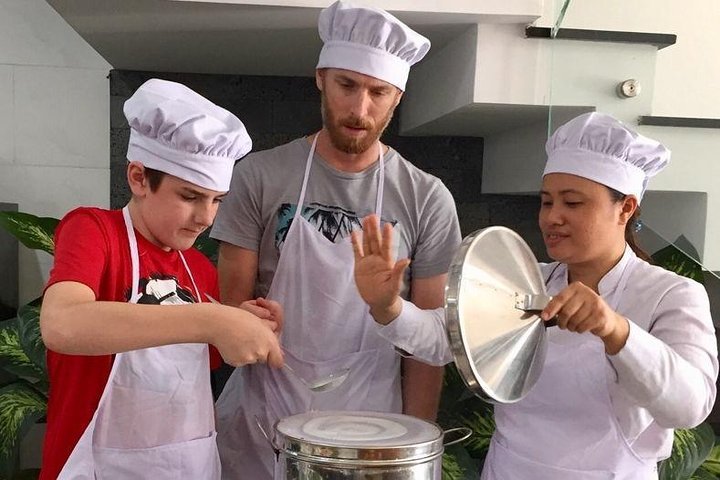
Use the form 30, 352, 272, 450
552, 0, 572, 38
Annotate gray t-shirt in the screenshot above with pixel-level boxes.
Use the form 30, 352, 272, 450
211, 137, 461, 298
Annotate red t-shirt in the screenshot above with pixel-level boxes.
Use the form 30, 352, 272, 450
40, 207, 222, 480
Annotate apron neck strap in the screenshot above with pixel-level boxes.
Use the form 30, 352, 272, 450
295, 134, 385, 222
121, 205, 202, 304
122, 206, 142, 303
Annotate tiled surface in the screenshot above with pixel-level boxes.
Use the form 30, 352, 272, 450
0, 164, 109, 218
0, 66, 13, 165
15, 66, 109, 169
0, 0, 110, 70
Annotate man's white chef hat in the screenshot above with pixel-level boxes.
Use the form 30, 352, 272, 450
316, 0, 431, 91
124, 78, 251, 192
544, 112, 670, 202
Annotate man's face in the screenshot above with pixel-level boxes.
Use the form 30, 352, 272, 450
318, 69, 402, 154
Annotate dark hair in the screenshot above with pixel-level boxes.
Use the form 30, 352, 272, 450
144, 167, 166, 192
607, 187, 652, 262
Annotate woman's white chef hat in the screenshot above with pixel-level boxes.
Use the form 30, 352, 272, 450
124, 78, 251, 192
544, 112, 670, 201
316, 1, 431, 91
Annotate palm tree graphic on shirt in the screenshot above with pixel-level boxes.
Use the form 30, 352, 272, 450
274, 202, 397, 248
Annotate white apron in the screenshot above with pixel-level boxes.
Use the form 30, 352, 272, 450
57, 206, 220, 479
482, 255, 658, 480
215, 135, 402, 479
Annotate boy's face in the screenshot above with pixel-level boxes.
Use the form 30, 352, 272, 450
130, 164, 226, 251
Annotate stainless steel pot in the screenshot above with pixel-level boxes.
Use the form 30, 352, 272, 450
266, 411, 470, 479
445, 226, 552, 404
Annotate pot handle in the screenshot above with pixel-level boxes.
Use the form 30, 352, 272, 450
442, 427, 473, 447
254, 415, 280, 458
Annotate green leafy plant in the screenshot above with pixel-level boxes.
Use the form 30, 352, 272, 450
658, 425, 716, 480
0, 210, 218, 480
0, 211, 56, 480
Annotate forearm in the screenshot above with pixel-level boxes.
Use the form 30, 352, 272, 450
609, 321, 717, 428
402, 274, 447, 420
376, 301, 451, 366
41, 300, 219, 355
402, 360, 444, 420
218, 242, 257, 306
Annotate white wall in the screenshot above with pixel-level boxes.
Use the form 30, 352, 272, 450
539, 0, 720, 119
551, 1, 720, 269
0, 0, 111, 304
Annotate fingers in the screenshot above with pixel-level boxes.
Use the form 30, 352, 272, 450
256, 298, 284, 332
266, 340, 285, 369
391, 258, 411, 284
381, 222, 394, 262
240, 301, 272, 319
362, 215, 373, 259
366, 215, 382, 258
351, 230, 364, 260
541, 292, 568, 321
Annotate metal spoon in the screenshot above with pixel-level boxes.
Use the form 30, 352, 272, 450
285, 363, 350, 393
205, 293, 350, 392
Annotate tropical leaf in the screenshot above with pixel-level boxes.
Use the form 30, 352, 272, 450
697, 443, 720, 475
0, 212, 59, 256
0, 322, 44, 385
15, 306, 47, 396
0, 383, 47, 479
689, 467, 719, 480
442, 451, 465, 480
659, 423, 715, 480
460, 410, 496, 459
193, 233, 219, 265
443, 444, 481, 480
652, 243, 704, 284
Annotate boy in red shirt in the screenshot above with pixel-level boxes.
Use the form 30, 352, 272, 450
39, 78, 283, 479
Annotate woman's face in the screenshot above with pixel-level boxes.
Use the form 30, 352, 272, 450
539, 173, 629, 266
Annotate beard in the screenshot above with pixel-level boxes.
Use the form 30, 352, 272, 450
320, 90, 396, 154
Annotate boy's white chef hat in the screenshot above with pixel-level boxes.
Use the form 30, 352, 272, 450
124, 78, 251, 192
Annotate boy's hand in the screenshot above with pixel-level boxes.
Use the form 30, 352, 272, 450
351, 215, 410, 325
209, 305, 284, 368
239, 298, 284, 334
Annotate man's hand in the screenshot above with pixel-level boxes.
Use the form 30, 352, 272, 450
351, 215, 410, 325
240, 297, 284, 334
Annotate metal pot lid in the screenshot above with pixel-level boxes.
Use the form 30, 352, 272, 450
445, 226, 549, 404
275, 410, 443, 462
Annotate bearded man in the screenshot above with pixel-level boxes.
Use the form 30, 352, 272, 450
210, 2, 461, 478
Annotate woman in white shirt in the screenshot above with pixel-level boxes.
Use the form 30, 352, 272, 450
351, 112, 718, 480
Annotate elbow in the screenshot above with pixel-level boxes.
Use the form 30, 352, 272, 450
40, 310, 74, 353
655, 387, 716, 429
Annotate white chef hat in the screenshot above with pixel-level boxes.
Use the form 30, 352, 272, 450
124, 78, 251, 192
316, 1, 431, 91
544, 112, 670, 201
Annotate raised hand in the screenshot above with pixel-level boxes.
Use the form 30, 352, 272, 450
350, 214, 410, 325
